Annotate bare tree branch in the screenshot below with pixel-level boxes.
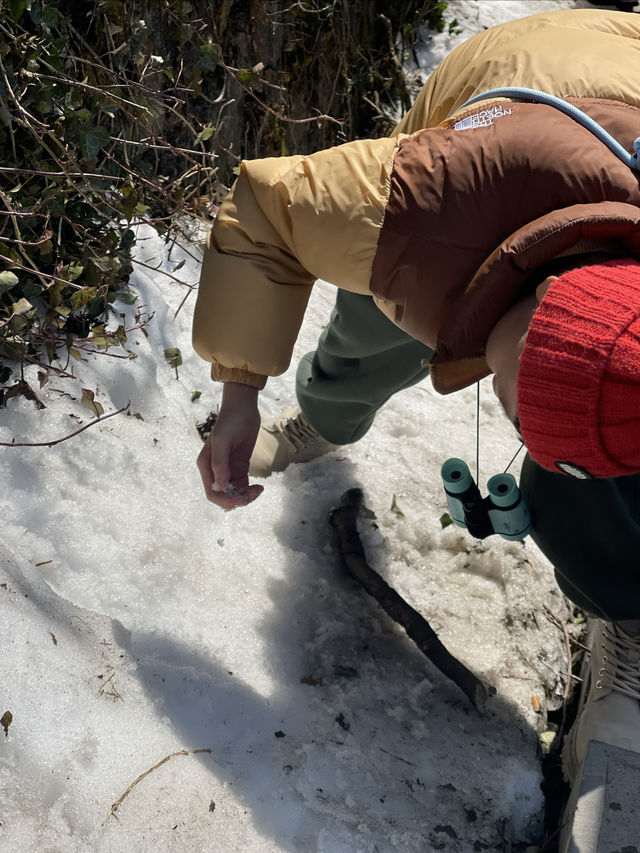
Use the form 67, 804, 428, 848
0, 401, 131, 447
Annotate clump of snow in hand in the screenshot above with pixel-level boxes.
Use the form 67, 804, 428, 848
0, 2, 586, 850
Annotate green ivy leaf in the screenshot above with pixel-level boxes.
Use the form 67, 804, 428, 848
164, 347, 182, 368
197, 43, 220, 71
440, 512, 453, 529
63, 92, 81, 113
67, 262, 84, 282
80, 125, 110, 160
10, 315, 28, 331
236, 69, 254, 86
119, 187, 138, 222
36, 98, 54, 114
390, 494, 405, 518
8, 0, 26, 23
115, 290, 137, 305
21, 280, 42, 300
41, 5, 60, 30
164, 346, 182, 378
1, 710, 12, 737
195, 125, 216, 144
119, 229, 136, 251
70, 287, 97, 311
11, 297, 33, 316
0, 271, 19, 296
80, 388, 104, 417
111, 324, 127, 347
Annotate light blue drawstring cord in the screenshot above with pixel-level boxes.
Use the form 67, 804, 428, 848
460, 87, 640, 173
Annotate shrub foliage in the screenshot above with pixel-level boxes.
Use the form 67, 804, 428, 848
0, 0, 220, 395
0, 0, 446, 400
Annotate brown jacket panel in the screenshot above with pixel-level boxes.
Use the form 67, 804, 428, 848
371, 98, 640, 383
430, 203, 640, 393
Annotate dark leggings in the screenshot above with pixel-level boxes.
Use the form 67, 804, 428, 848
520, 454, 640, 620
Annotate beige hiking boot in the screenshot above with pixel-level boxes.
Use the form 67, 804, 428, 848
562, 619, 640, 783
249, 407, 338, 477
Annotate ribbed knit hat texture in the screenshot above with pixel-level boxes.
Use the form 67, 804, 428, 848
518, 259, 640, 479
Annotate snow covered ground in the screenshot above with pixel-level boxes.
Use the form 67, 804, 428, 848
0, 2, 598, 851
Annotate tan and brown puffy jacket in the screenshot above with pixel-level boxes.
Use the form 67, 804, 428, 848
193, 8, 640, 393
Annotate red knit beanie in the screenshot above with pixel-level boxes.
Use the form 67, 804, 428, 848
518, 259, 640, 479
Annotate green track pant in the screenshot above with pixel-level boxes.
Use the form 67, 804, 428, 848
296, 291, 434, 445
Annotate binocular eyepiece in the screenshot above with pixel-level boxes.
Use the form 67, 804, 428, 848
441, 458, 531, 541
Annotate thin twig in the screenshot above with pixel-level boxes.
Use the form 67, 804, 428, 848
0, 210, 49, 218
173, 286, 194, 319
103, 748, 212, 825
108, 137, 218, 159
31, 66, 151, 113
217, 57, 342, 127
0, 255, 83, 290
0, 54, 49, 129
377, 746, 417, 767
0, 401, 131, 447
0, 167, 125, 181
0, 189, 51, 289
130, 256, 196, 289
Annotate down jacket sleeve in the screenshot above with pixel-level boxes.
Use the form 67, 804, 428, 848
192, 136, 398, 387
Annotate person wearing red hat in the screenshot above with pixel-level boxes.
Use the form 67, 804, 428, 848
485, 254, 640, 848
192, 8, 640, 843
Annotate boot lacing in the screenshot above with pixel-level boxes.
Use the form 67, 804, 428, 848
596, 622, 640, 701
271, 413, 319, 451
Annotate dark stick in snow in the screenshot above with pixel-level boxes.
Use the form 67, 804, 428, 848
329, 487, 492, 711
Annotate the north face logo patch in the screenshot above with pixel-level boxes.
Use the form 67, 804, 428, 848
453, 104, 512, 131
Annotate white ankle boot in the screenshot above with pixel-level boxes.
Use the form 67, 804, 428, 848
563, 619, 640, 783
249, 407, 338, 477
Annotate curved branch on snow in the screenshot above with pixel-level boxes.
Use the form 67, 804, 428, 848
329, 488, 493, 711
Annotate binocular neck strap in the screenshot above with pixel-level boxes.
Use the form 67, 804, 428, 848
475, 381, 524, 480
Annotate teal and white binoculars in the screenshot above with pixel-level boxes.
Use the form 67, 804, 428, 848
441, 458, 531, 541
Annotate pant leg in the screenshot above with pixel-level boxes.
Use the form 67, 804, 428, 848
519, 454, 640, 620
296, 290, 434, 445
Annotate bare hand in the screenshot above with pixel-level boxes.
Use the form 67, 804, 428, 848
197, 382, 264, 509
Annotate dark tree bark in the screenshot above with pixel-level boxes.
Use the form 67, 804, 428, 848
62, 1, 446, 189
139, 0, 446, 186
